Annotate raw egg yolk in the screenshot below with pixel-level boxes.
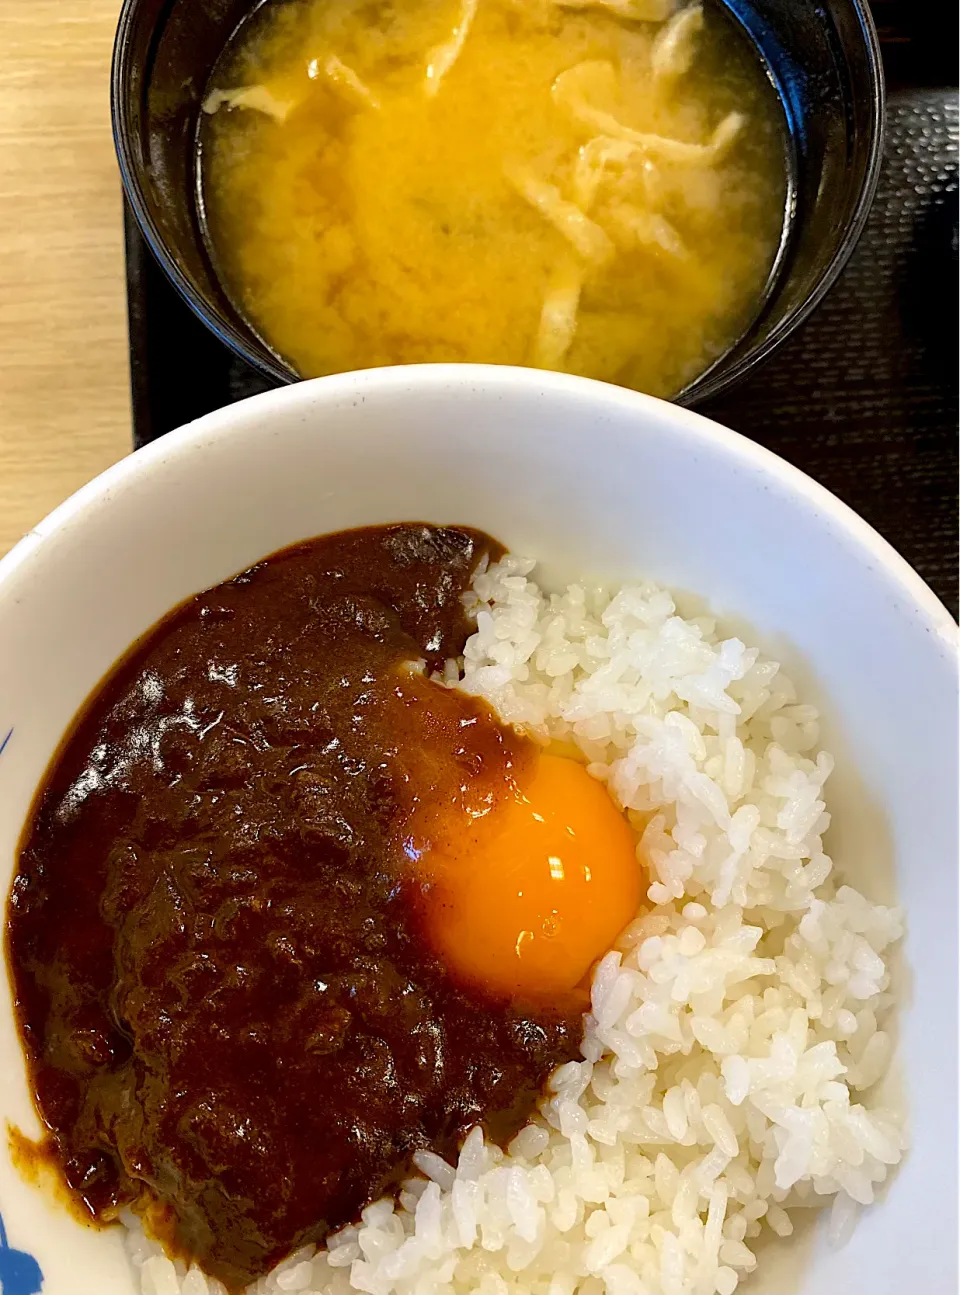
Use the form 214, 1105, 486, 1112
420, 754, 643, 1000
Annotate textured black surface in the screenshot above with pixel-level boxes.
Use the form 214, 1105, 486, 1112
702, 89, 958, 615
124, 65, 958, 612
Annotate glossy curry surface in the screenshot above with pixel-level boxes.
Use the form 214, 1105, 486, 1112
6, 524, 584, 1289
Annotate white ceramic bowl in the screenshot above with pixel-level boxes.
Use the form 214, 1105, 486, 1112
0, 366, 956, 1295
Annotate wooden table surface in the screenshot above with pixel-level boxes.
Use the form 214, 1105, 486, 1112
0, 0, 130, 560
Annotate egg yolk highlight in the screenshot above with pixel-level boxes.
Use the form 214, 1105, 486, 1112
418, 754, 643, 1000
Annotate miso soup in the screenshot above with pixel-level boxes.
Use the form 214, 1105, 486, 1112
200, 0, 789, 397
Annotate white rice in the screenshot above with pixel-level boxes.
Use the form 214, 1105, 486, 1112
128, 556, 905, 1295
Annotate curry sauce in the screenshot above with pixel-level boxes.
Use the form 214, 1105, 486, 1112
5, 524, 583, 1290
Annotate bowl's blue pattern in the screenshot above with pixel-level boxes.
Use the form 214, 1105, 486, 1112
0, 1211, 43, 1295
2, 733, 44, 1293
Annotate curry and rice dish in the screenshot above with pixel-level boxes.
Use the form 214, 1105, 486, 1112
6, 524, 905, 1295
199, 0, 788, 396
7, 526, 639, 1288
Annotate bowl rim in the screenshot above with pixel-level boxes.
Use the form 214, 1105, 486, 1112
0, 366, 954, 651
110, 0, 296, 386
109, 0, 887, 403
679, 0, 886, 405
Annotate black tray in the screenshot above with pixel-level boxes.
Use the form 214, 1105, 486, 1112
123, 10, 958, 616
